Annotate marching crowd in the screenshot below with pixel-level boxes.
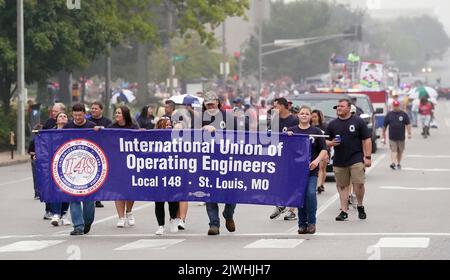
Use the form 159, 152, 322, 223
28, 87, 434, 236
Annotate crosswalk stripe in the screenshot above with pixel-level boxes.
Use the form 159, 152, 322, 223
373, 237, 430, 248
0, 240, 65, 252
114, 239, 185, 251
244, 239, 305, 249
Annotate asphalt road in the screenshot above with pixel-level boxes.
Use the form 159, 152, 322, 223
1, 100, 449, 260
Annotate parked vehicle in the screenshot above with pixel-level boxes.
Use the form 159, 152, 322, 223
347, 93, 378, 153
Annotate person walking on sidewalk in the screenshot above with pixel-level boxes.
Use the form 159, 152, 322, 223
326, 99, 372, 221
383, 100, 412, 170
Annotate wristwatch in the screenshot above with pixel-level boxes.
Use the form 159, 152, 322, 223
365, 156, 372, 160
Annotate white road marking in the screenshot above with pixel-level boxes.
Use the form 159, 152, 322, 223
0, 235, 40, 240
244, 239, 304, 249
0, 240, 65, 252
402, 167, 450, 172
286, 154, 386, 233
0, 177, 32, 187
1, 232, 450, 239
114, 239, 184, 250
373, 237, 429, 248
380, 186, 450, 191
406, 155, 450, 159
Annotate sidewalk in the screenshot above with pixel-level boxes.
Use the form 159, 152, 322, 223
0, 151, 30, 167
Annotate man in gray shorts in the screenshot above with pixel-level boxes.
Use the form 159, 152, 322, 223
326, 99, 372, 221
383, 100, 412, 170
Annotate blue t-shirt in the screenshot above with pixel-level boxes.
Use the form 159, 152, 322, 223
383, 111, 410, 141
288, 125, 326, 177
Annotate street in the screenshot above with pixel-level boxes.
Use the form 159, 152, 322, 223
1, 100, 450, 260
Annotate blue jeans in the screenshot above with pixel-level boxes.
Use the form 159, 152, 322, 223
70, 201, 95, 231
298, 176, 318, 227
50, 203, 69, 217
206, 203, 236, 228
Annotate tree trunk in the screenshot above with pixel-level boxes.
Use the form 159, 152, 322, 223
57, 71, 72, 106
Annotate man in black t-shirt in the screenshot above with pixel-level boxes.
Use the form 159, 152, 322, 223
87, 101, 112, 208
201, 91, 237, 236
326, 99, 372, 221
383, 100, 411, 170
269, 98, 299, 221
65, 104, 97, 236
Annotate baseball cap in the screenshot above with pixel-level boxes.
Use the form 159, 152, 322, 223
232, 97, 242, 104
393, 100, 400, 107
203, 91, 218, 105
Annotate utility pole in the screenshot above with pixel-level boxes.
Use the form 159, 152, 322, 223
167, 3, 174, 95
222, 22, 227, 85
104, 43, 112, 118
16, 0, 26, 155
257, 0, 264, 96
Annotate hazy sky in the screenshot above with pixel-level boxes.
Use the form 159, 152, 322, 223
376, 0, 450, 33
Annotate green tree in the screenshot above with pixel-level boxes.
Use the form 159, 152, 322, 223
0, 0, 249, 112
242, 0, 360, 82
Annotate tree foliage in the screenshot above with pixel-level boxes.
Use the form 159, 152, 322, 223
0, 0, 249, 112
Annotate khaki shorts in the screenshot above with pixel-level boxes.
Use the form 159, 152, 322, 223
333, 162, 365, 187
389, 140, 405, 154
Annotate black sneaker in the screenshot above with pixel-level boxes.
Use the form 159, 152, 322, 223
335, 211, 348, 221
84, 224, 92, 234
95, 201, 104, 208
390, 163, 396, 170
397, 164, 401, 170
357, 206, 367, 219
70, 229, 84, 236
317, 185, 325, 194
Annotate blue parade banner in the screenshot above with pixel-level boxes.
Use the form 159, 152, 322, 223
35, 129, 311, 207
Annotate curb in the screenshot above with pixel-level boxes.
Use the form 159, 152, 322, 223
0, 159, 30, 167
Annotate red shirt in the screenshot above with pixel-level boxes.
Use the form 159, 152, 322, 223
419, 103, 433, 116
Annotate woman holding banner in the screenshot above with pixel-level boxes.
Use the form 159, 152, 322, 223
311, 109, 328, 194
154, 118, 180, 235
108, 106, 140, 228
48, 112, 71, 227
288, 106, 328, 234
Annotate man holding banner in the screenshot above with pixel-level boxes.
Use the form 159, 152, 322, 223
202, 91, 238, 235
64, 103, 98, 236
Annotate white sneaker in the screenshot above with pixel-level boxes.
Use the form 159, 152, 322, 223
169, 219, 179, 233
61, 215, 71, 226
126, 212, 135, 226
50, 214, 60, 227
178, 219, 185, 230
117, 218, 126, 228
155, 226, 164, 235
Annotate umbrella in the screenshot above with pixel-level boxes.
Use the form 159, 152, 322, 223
169, 94, 204, 107
407, 86, 438, 100
111, 89, 136, 104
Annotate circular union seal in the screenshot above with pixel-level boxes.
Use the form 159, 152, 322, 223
52, 139, 108, 196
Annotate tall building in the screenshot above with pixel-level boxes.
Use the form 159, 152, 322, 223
215, 0, 271, 54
